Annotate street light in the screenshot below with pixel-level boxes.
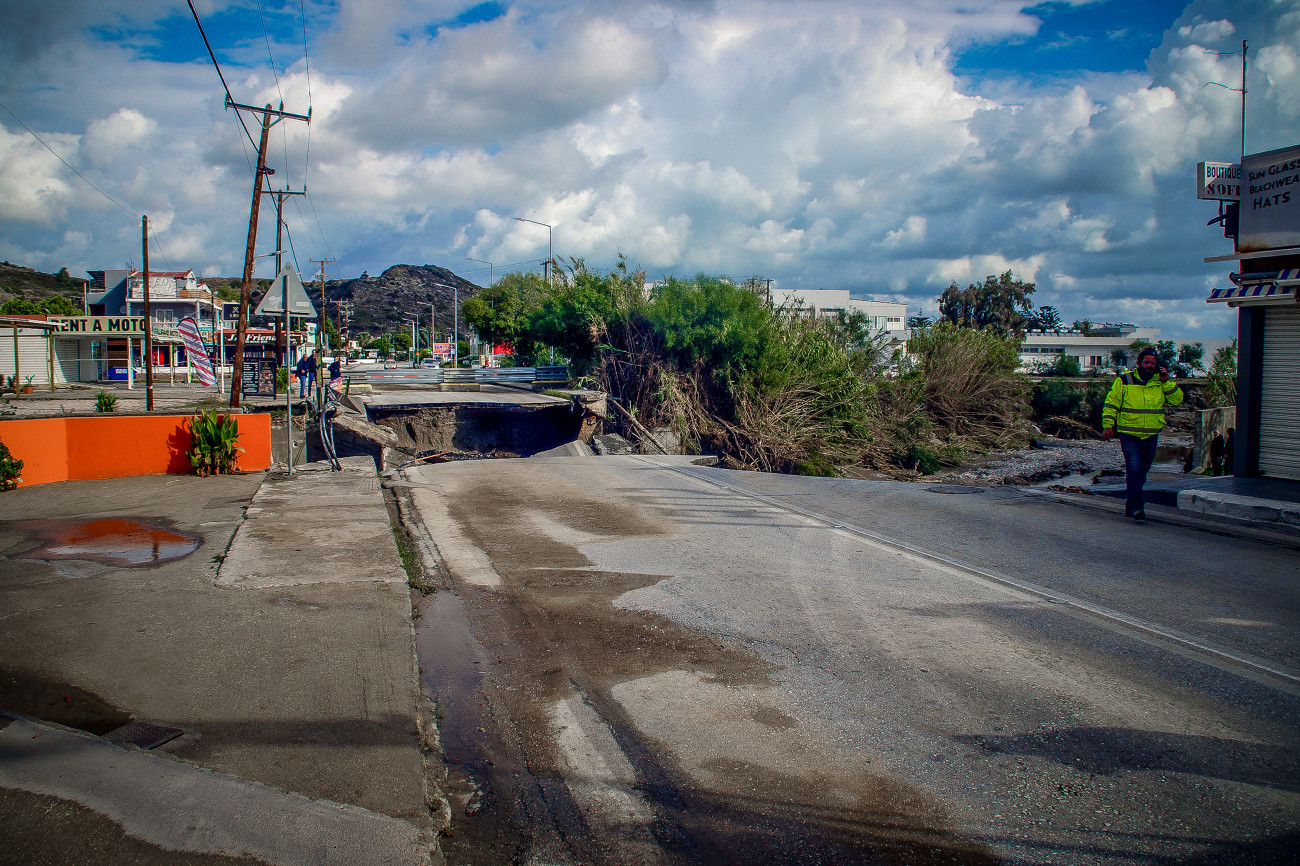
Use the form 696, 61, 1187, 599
466, 256, 493, 286
512, 217, 551, 284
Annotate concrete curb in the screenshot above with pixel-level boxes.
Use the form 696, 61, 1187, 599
1177, 489, 1300, 526
0, 714, 431, 866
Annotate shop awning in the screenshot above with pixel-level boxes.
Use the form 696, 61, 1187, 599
1208, 270, 1300, 304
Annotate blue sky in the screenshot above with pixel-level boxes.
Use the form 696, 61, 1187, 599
1, 0, 1297, 342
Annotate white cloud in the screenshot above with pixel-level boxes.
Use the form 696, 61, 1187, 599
0, 0, 1295, 342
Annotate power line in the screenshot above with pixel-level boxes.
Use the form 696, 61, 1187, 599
186, 0, 257, 152
0, 98, 137, 218
256, 0, 285, 106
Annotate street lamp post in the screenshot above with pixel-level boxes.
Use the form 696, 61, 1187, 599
467, 256, 493, 286
512, 217, 551, 284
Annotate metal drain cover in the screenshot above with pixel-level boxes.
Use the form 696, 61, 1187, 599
102, 722, 185, 750
927, 485, 985, 494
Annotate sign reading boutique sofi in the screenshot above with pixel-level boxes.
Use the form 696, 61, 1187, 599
49, 316, 148, 335
1239, 142, 1300, 252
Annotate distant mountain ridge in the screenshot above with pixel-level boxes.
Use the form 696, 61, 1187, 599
0, 261, 482, 341
321, 264, 482, 339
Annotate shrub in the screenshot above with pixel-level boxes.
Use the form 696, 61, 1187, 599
94, 389, 117, 413
186, 411, 244, 476
904, 323, 1029, 450
0, 438, 22, 490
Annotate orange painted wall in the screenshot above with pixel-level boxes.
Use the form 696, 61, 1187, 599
0, 413, 271, 487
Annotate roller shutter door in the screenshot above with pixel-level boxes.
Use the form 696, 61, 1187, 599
54, 338, 80, 383
0, 331, 52, 386
1259, 306, 1300, 480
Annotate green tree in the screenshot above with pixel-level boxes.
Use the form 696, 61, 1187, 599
1177, 341, 1205, 375
393, 332, 412, 353
0, 299, 39, 315
937, 270, 1036, 337
906, 314, 933, 330
39, 296, 79, 315
461, 272, 548, 352
322, 315, 341, 351
1035, 306, 1062, 333
367, 337, 391, 359
1072, 319, 1094, 336
1205, 340, 1237, 407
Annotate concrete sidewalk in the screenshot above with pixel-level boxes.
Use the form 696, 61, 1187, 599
0, 460, 437, 864
1090, 472, 1300, 526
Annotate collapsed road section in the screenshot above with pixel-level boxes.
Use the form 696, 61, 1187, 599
324, 386, 605, 467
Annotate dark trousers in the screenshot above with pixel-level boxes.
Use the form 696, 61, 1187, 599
1119, 432, 1158, 516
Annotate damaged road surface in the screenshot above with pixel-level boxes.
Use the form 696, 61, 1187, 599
400, 456, 1300, 864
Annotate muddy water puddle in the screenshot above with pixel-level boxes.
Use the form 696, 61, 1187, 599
415, 589, 529, 863
11, 518, 201, 567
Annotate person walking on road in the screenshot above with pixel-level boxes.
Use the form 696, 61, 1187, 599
1101, 346, 1183, 520
295, 352, 315, 399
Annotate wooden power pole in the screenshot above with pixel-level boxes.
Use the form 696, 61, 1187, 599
226, 99, 311, 408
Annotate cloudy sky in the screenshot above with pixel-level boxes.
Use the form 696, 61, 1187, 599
1, 0, 1296, 340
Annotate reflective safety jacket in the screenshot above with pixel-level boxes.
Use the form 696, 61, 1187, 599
1102, 370, 1183, 438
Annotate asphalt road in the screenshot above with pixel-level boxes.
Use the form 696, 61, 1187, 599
401, 455, 1300, 865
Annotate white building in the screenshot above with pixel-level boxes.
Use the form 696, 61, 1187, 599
768, 287, 908, 339
1018, 324, 1161, 373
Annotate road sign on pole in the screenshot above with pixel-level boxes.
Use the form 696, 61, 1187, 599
255, 263, 319, 319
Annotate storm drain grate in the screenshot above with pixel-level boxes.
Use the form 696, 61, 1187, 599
927, 485, 985, 494
102, 722, 185, 750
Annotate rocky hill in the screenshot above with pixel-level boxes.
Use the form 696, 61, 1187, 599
319, 264, 481, 341
0, 261, 87, 308
0, 261, 481, 341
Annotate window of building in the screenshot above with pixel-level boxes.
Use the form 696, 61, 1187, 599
1090, 355, 1105, 367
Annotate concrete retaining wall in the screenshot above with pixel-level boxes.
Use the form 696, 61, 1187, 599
0, 413, 272, 487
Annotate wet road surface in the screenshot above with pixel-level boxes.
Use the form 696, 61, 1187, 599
401, 456, 1300, 864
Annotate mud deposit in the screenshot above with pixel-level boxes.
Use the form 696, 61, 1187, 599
373, 403, 582, 457
411, 464, 996, 865
10, 519, 201, 567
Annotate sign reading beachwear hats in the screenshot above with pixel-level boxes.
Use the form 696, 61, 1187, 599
1197, 161, 1241, 200
1238, 142, 1300, 252
178, 316, 216, 386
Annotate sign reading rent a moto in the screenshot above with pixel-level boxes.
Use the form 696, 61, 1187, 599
1238, 142, 1300, 252
48, 316, 148, 335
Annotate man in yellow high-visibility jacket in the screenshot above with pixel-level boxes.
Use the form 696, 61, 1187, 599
1101, 346, 1183, 520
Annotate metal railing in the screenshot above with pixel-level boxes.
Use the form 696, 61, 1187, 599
343, 366, 568, 390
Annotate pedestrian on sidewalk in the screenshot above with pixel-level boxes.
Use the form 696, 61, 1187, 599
295, 352, 315, 399
328, 355, 342, 394
1209, 432, 1226, 476
1101, 347, 1183, 520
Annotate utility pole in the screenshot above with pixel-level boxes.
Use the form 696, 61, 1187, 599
226, 99, 311, 408
264, 186, 306, 372
142, 215, 153, 411
311, 258, 334, 410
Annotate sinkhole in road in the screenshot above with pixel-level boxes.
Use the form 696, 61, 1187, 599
11, 518, 201, 567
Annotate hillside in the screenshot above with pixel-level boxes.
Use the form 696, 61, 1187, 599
0, 261, 482, 340
0, 261, 87, 309
317, 264, 482, 341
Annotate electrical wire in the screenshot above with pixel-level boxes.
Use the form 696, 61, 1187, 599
0, 99, 136, 218
186, 0, 257, 152
256, 0, 285, 106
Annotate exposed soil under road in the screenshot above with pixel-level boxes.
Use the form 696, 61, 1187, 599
406, 462, 1000, 865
